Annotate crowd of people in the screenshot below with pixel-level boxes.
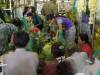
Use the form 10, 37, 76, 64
0, 0, 100, 75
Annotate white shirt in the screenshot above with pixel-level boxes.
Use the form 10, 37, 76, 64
3, 48, 39, 75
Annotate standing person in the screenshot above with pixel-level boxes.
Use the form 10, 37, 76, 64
3, 31, 39, 75
81, 15, 91, 41
41, 0, 58, 16
31, 6, 43, 30
78, 33, 93, 61
43, 42, 73, 75
20, 12, 38, 51
46, 14, 76, 48
0, 23, 17, 55
21, 12, 33, 32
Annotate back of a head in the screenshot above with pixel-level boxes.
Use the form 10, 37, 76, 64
13, 31, 29, 48
51, 42, 65, 58
46, 14, 55, 21
79, 33, 89, 44
12, 17, 22, 29
51, 42, 73, 75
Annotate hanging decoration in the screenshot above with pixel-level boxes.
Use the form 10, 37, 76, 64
77, 0, 86, 13
88, 0, 96, 24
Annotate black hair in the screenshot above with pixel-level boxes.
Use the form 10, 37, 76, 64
13, 31, 29, 48
79, 33, 92, 47
46, 14, 55, 21
26, 12, 33, 17
51, 42, 65, 58
12, 17, 22, 30
79, 33, 90, 44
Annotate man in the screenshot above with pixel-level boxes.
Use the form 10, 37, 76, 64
3, 31, 39, 75
0, 23, 17, 55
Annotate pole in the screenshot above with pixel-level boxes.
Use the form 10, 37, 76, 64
9, 0, 13, 18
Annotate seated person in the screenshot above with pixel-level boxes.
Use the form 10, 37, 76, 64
3, 31, 39, 75
78, 33, 93, 61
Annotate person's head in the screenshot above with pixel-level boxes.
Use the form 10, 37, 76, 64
13, 31, 29, 48
51, 42, 65, 58
78, 33, 89, 45
46, 14, 55, 24
12, 17, 22, 29
25, 12, 33, 21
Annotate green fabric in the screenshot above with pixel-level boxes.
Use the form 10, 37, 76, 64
26, 36, 34, 51
20, 17, 34, 51
94, 50, 100, 57
96, 69, 100, 75
58, 30, 65, 44
39, 42, 52, 60
20, 17, 33, 32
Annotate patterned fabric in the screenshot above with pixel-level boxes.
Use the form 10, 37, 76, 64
0, 23, 17, 52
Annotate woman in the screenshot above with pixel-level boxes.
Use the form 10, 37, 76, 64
78, 33, 93, 61
43, 42, 73, 75
46, 14, 76, 47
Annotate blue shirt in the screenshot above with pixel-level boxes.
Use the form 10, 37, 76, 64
56, 16, 73, 29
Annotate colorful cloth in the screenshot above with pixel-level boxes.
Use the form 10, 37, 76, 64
20, 17, 33, 32
20, 17, 34, 51
56, 17, 73, 29
39, 43, 52, 60
33, 14, 43, 30
80, 44, 93, 60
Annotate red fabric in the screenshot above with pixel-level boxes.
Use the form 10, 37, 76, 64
43, 62, 57, 75
80, 44, 93, 60
30, 26, 40, 33
43, 61, 73, 75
